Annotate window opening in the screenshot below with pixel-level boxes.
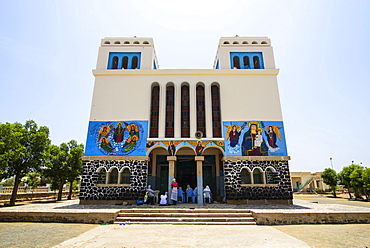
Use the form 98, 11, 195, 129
181, 85, 190, 138
109, 168, 118, 184
97, 169, 106, 184
211, 85, 221, 138
196, 85, 206, 137
165, 85, 175, 138
149, 85, 160, 138
121, 168, 130, 184
241, 169, 251, 184
253, 169, 263, 184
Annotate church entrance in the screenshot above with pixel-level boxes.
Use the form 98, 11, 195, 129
176, 156, 196, 190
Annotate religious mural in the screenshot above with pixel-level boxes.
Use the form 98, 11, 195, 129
223, 120, 287, 156
146, 140, 225, 156
85, 121, 148, 156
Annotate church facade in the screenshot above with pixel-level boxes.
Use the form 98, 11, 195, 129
79, 37, 293, 205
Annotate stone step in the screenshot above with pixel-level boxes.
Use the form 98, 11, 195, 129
115, 217, 255, 222
118, 209, 252, 213
114, 221, 256, 225
117, 213, 254, 218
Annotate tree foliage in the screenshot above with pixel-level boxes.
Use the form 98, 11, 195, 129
321, 168, 338, 197
0, 120, 50, 205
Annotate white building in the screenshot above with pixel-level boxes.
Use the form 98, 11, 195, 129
80, 37, 293, 205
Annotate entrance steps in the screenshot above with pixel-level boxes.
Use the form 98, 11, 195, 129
114, 209, 256, 225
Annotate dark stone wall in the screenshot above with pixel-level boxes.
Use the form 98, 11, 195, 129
79, 160, 148, 201
224, 160, 293, 201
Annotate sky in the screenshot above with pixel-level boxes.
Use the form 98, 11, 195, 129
1, 0, 369, 172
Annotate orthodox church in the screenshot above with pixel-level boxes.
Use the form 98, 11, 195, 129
79, 36, 293, 205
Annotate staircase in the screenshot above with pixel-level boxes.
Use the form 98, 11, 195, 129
297, 177, 313, 192
114, 209, 256, 225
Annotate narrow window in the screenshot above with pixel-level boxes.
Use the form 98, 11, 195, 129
149, 85, 160, 138
112, 56, 118, 69
211, 85, 221, 138
241, 169, 251, 184
196, 85, 206, 137
120, 168, 130, 184
265, 168, 275, 184
181, 85, 190, 138
253, 169, 263, 184
253, 56, 260, 69
233, 56, 240, 69
122, 56, 128, 69
132, 56, 138, 69
97, 168, 106, 184
165, 85, 175, 138
109, 168, 119, 184
243, 56, 250, 69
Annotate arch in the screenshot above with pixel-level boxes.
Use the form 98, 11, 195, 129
176, 146, 196, 156
241, 167, 252, 184
132, 56, 139, 69
165, 84, 175, 138
202, 145, 225, 156
114, 41, 121, 44
261, 41, 268, 44
143, 41, 149, 44
223, 41, 230, 44
243, 56, 250, 69
253, 56, 260, 69
181, 84, 190, 138
120, 167, 130, 184
211, 84, 222, 138
149, 84, 160, 138
133, 41, 140, 44
124, 41, 130, 44
196, 84, 206, 137
252, 41, 258, 44
242, 41, 248, 44
122, 56, 128, 69
146, 145, 167, 156
265, 167, 276, 184
97, 168, 107, 184
104, 41, 111, 44
252, 168, 263, 184
233, 41, 239, 44
109, 167, 119, 184
112, 56, 119, 69
233, 56, 240, 69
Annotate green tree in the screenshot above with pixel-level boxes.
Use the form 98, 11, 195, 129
44, 144, 69, 201
23, 171, 41, 200
321, 168, 338, 197
338, 164, 362, 199
0, 120, 50, 206
349, 167, 364, 199
362, 167, 370, 200
65, 140, 84, 200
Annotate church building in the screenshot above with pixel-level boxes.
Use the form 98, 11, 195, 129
79, 36, 293, 205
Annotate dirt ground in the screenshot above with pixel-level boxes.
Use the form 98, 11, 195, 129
274, 224, 370, 248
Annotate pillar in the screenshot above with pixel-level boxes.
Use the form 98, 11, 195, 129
195, 156, 204, 205
167, 156, 176, 204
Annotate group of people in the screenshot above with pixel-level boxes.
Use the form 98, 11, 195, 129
145, 178, 212, 205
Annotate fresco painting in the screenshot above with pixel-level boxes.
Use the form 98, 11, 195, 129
146, 140, 225, 156
223, 120, 287, 156
85, 121, 148, 156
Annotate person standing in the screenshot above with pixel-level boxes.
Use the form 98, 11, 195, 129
146, 185, 155, 205
171, 178, 178, 205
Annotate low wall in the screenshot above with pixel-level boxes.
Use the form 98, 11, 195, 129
0, 191, 79, 203
253, 212, 370, 225
0, 211, 118, 224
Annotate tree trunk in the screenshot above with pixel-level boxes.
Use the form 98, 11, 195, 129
9, 174, 21, 206
332, 187, 337, 198
57, 181, 64, 201
68, 180, 73, 200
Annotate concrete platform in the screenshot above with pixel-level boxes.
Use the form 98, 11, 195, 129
0, 194, 369, 225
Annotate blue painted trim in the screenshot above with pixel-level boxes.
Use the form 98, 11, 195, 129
230, 52, 264, 69
107, 52, 141, 69
197, 176, 203, 205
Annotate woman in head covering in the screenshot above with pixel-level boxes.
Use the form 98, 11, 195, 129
186, 185, 193, 203
170, 178, 178, 205
159, 192, 167, 206
203, 185, 211, 204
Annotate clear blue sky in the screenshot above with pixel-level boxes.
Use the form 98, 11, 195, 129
1, 0, 369, 172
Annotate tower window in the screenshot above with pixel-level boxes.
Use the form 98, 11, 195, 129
230, 52, 264, 69
107, 52, 141, 69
